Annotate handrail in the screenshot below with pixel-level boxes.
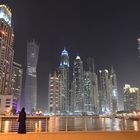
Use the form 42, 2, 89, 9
0, 116, 139, 133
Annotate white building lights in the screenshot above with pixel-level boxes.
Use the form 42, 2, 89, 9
0, 5, 11, 26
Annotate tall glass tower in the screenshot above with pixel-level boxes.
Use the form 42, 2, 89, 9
110, 66, 119, 113
58, 48, 69, 114
99, 69, 112, 113
84, 58, 99, 114
73, 56, 84, 113
24, 41, 39, 114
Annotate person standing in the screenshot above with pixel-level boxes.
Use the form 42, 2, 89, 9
18, 107, 26, 133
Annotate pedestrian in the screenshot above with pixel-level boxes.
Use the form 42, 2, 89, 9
18, 107, 26, 133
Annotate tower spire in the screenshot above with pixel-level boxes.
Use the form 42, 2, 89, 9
111, 65, 115, 74
60, 47, 69, 67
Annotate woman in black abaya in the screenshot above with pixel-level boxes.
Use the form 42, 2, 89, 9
18, 107, 26, 133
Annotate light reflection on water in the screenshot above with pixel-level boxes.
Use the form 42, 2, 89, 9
35, 120, 42, 132
3, 121, 9, 133
133, 121, 138, 131
0, 117, 140, 133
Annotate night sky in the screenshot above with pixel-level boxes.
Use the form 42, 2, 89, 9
1, 0, 140, 110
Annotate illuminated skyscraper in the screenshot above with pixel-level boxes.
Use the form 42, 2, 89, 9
73, 56, 84, 113
48, 72, 60, 114
24, 41, 39, 114
58, 48, 69, 114
0, 5, 14, 96
84, 58, 99, 114
12, 62, 23, 112
99, 69, 112, 113
123, 84, 140, 112
110, 66, 119, 113
0, 5, 14, 114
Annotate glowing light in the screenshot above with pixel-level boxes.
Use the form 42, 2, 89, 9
99, 70, 102, 73
61, 48, 68, 56
113, 89, 117, 96
124, 84, 139, 93
133, 121, 138, 131
137, 38, 140, 42
0, 5, 11, 26
76, 56, 81, 60
104, 69, 108, 73
4, 121, 9, 133
0, 5, 12, 17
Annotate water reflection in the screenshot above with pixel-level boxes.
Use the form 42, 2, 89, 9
35, 120, 42, 132
0, 117, 140, 133
133, 121, 138, 131
3, 121, 9, 133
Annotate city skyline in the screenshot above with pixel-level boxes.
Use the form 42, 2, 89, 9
1, 0, 140, 110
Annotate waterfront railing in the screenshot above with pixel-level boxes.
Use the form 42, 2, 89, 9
0, 116, 139, 133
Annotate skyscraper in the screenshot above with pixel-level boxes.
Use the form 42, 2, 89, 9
123, 84, 140, 112
12, 62, 23, 112
24, 41, 39, 114
0, 5, 14, 114
84, 58, 99, 114
58, 48, 69, 114
0, 5, 14, 96
73, 56, 84, 113
48, 72, 60, 114
99, 69, 112, 113
110, 66, 119, 113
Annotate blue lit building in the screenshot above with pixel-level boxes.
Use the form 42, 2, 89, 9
58, 48, 70, 114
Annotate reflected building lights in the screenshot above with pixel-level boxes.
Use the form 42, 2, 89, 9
4, 121, 9, 133
133, 121, 138, 131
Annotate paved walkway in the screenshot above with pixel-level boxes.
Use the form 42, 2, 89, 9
0, 131, 140, 140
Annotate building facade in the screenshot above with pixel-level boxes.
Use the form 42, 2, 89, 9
99, 69, 112, 113
84, 58, 99, 114
110, 66, 119, 113
48, 72, 60, 114
58, 48, 70, 114
123, 84, 140, 112
0, 5, 15, 115
0, 5, 14, 96
11, 62, 23, 112
24, 41, 39, 114
73, 56, 84, 114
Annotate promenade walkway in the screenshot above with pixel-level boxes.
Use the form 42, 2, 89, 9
0, 131, 139, 140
